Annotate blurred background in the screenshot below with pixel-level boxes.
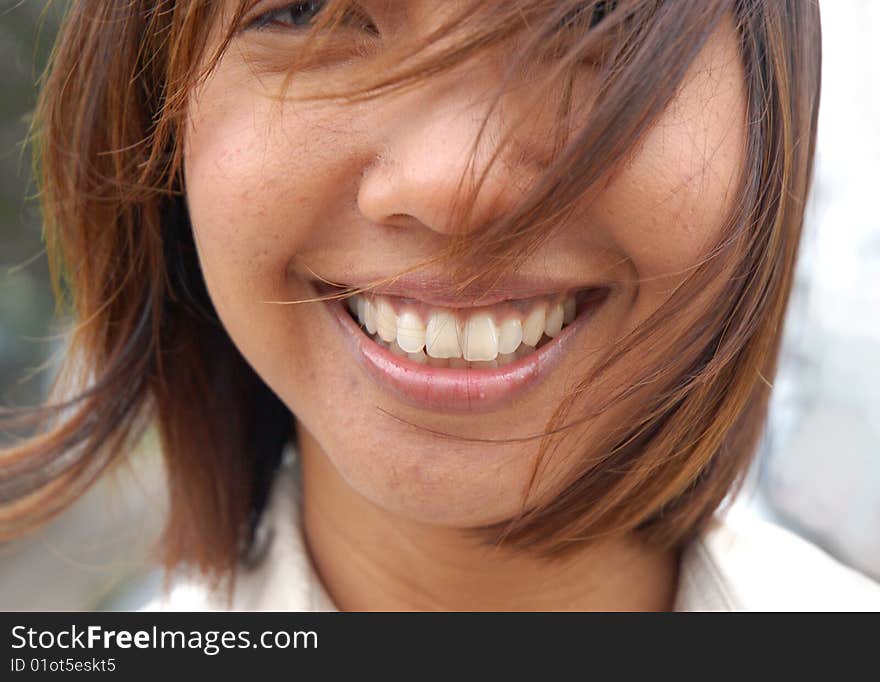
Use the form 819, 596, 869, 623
1, 0, 878, 609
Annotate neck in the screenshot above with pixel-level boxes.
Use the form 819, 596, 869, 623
297, 430, 680, 612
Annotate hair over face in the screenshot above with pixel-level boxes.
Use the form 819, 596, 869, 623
0, 0, 821, 583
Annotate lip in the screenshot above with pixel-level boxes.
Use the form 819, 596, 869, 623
322, 285, 611, 413
310, 272, 612, 308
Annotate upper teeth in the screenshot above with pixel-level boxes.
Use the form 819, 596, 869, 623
346, 292, 579, 362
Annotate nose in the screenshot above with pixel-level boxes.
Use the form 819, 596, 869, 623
356, 63, 543, 237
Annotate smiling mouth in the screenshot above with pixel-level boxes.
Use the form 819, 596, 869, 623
343, 288, 602, 369
318, 281, 611, 412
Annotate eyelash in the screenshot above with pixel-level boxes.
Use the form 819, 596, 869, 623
246, 0, 379, 35
244, 1, 614, 39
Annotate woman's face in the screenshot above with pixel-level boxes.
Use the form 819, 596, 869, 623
184, 1, 746, 525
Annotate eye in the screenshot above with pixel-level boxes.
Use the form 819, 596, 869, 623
556, 0, 617, 32
587, 1, 614, 29
246, 0, 378, 35
539, 0, 619, 66
250, 1, 325, 30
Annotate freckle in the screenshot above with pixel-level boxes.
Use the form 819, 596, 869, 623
387, 464, 401, 491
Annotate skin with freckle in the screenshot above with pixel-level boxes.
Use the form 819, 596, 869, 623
184, 4, 746, 532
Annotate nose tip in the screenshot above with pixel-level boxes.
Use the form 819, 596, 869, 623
357, 139, 505, 236
356, 77, 537, 238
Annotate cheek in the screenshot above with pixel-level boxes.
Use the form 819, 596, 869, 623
184, 96, 310, 301
181, 62, 365, 355
182, 60, 367, 305
596, 30, 748, 293
179, 65, 346, 407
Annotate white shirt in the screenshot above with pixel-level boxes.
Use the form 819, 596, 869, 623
144, 450, 880, 612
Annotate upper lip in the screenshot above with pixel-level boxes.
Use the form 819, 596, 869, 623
311, 273, 612, 308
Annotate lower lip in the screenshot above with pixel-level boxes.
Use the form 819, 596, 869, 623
324, 290, 610, 413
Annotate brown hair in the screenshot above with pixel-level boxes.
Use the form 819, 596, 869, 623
1, 0, 821, 583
